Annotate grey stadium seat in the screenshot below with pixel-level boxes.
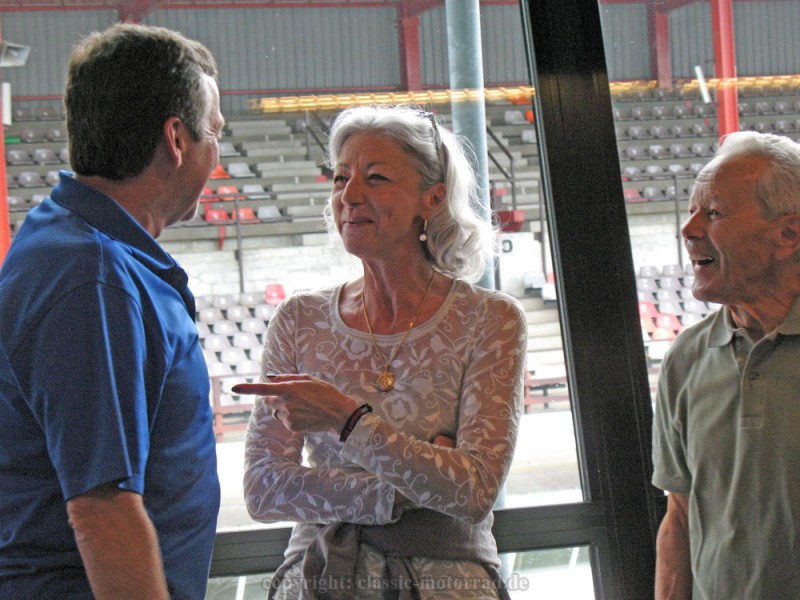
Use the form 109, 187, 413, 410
6, 149, 33, 166
17, 171, 46, 188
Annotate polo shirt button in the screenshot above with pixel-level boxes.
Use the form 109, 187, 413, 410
748, 371, 760, 380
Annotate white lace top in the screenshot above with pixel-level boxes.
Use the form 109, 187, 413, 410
244, 279, 527, 596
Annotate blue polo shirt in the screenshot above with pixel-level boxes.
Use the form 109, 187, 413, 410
0, 172, 220, 599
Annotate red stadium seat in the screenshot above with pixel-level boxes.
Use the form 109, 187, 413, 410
624, 188, 645, 203
215, 185, 239, 201
209, 164, 230, 179
639, 301, 659, 319
655, 313, 683, 332
205, 208, 233, 224
264, 284, 286, 306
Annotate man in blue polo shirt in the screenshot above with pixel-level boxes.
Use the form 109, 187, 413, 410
0, 24, 222, 599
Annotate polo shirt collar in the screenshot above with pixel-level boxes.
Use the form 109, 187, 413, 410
50, 171, 173, 267
775, 295, 800, 336
49, 171, 194, 313
708, 307, 736, 348
707, 293, 800, 348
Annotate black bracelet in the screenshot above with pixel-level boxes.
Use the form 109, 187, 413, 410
339, 403, 373, 442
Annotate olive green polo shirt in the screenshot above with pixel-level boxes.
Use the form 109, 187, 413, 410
652, 297, 800, 599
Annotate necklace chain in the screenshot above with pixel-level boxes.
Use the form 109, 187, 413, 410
361, 270, 436, 392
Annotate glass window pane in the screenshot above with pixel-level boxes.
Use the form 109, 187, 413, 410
506, 548, 594, 599
597, 2, 747, 403
206, 575, 270, 600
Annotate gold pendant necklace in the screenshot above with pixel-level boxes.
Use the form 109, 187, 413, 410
361, 270, 435, 393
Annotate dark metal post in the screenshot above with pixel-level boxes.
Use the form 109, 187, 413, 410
520, 0, 659, 596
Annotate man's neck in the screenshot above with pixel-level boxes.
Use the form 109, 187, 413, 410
75, 173, 165, 238
728, 306, 767, 341
728, 280, 800, 341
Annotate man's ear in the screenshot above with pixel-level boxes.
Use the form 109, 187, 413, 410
775, 213, 800, 260
163, 117, 187, 167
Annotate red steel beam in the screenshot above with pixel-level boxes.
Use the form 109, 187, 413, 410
0, 22, 10, 265
0, 0, 776, 10
2, 0, 749, 12
0, 1, 400, 11
398, 13, 423, 91
161, 1, 393, 7
401, 0, 442, 17
711, 0, 739, 137
0, 110, 9, 264
120, 0, 165, 21
648, 2, 673, 88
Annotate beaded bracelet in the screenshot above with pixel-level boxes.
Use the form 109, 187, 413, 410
339, 403, 373, 442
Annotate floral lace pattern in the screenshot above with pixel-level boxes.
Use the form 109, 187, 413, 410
244, 279, 528, 590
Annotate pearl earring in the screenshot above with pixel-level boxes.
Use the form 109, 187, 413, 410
419, 219, 428, 242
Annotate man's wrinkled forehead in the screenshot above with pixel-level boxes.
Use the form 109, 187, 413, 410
691, 162, 719, 201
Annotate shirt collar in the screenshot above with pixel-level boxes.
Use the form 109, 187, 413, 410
49, 171, 194, 313
50, 170, 176, 272
775, 295, 800, 336
707, 293, 800, 347
708, 307, 737, 348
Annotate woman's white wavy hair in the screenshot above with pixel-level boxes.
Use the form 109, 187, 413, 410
323, 105, 497, 283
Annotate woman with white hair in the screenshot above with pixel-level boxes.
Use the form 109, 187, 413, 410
236, 105, 527, 599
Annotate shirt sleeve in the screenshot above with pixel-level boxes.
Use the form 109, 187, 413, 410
651, 348, 692, 494
244, 297, 398, 525
21, 283, 150, 500
341, 294, 528, 524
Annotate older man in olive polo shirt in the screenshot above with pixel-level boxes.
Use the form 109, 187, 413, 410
652, 131, 800, 599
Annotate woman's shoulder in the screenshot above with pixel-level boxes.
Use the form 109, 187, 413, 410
448, 281, 528, 348
454, 280, 526, 316
270, 285, 340, 321
280, 284, 340, 305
